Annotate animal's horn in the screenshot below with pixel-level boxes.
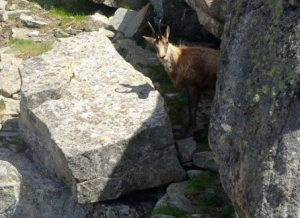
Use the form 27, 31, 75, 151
158, 19, 162, 37
148, 22, 158, 39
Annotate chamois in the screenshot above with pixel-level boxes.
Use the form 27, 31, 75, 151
143, 22, 220, 135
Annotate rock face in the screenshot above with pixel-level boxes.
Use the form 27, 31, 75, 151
185, 0, 225, 38
0, 148, 88, 218
19, 31, 186, 204
150, 0, 216, 42
209, 1, 300, 217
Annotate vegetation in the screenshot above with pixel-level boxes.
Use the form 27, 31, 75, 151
7, 38, 52, 59
185, 171, 234, 217
0, 100, 5, 119
3, 0, 230, 216
147, 204, 193, 218
47, 5, 90, 30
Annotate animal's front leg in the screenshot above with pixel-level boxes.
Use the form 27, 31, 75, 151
187, 87, 200, 136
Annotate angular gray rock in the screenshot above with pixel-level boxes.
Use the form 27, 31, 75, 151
0, 54, 22, 97
176, 137, 196, 163
114, 38, 160, 74
150, 0, 215, 42
18, 14, 48, 28
0, 10, 8, 22
19, 31, 186, 204
185, 0, 225, 38
0, 158, 21, 218
209, 1, 300, 217
0, 96, 19, 116
109, 4, 152, 39
156, 182, 196, 213
85, 13, 109, 32
193, 152, 218, 172
0, 148, 88, 218
0, 0, 7, 10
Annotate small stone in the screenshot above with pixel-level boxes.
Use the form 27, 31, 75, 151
27, 30, 40, 37
165, 92, 179, 99
187, 169, 204, 180
8, 143, 26, 153
176, 137, 196, 163
193, 152, 218, 172
0, 10, 8, 22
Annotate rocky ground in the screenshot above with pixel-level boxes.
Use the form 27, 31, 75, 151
0, 0, 233, 217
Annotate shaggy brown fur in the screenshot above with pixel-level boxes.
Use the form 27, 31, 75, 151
143, 24, 220, 135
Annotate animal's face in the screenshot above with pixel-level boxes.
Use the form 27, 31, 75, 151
143, 25, 170, 61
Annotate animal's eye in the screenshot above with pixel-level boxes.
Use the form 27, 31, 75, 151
166, 41, 169, 44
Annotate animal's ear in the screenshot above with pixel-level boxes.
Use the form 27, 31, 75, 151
143, 36, 156, 44
164, 26, 170, 39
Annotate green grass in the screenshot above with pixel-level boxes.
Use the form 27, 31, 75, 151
27, 0, 95, 30
147, 204, 193, 218
185, 171, 219, 195
29, 0, 95, 13
7, 38, 52, 59
185, 172, 234, 216
0, 100, 5, 119
48, 6, 88, 29
197, 193, 223, 212
218, 205, 235, 218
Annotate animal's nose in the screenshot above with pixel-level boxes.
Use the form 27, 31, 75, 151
160, 55, 165, 59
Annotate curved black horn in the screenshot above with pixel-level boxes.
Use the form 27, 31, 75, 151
148, 22, 158, 39
158, 19, 162, 36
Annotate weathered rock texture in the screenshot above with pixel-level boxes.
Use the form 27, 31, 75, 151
19, 31, 186, 204
185, 0, 225, 38
0, 54, 22, 97
150, 0, 217, 42
209, 1, 300, 217
0, 148, 88, 218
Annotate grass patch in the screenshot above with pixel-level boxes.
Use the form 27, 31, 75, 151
0, 100, 5, 119
26, 0, 96, 30
7, 38, 52, 59
147, 204, 193, 218
185, 172, 234, 216
197, 193, 223, 212
185, 171, 219, 195
29, 0, 95, 13
48, 7, 88, 29
218, 204, 235, 218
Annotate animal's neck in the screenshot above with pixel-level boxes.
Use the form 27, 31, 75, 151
167, 44, 181, 66
162, 43, 181, 73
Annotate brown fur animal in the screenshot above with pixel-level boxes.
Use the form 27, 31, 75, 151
143, 22, 220, 135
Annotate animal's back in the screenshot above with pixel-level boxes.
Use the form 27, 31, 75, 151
175, 46, 220, 90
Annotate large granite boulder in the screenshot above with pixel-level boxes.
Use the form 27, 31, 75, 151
209, 1, 300, 217
19, 31, 186, 204
0, 148, 87, 218
185, 0, 225, 38
150, 0, 216, 42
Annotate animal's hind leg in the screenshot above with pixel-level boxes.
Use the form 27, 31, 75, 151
187, 87, 200, 136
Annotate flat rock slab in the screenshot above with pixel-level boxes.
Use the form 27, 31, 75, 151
19, 32, 185, 203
